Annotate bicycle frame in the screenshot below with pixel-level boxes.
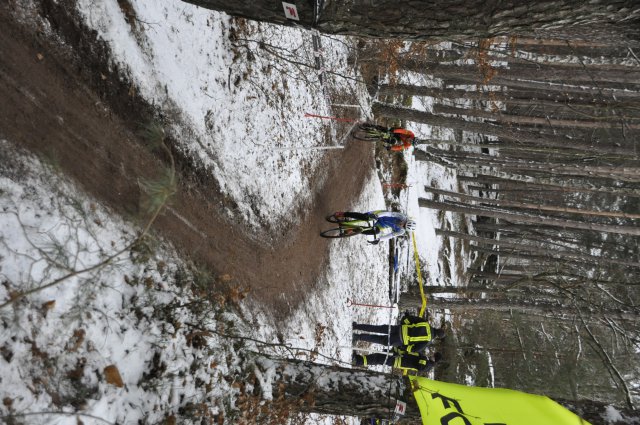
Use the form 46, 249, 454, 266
339, 218, 380, 242
320, 213, 381, 242
339, 218, 373, 230
364, 128, 393, 142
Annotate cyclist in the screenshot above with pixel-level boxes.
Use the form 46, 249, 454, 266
334, 210, 416, 244
355, 123, 417, 151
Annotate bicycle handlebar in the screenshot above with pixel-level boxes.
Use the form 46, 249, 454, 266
367, 218, 380, 244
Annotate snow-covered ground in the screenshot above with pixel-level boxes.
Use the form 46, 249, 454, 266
0, 142, 243, 424
1, 1, 452, 424
74, 0, 367, 230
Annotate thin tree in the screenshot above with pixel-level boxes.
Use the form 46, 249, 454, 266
426, 186, 640, 220
418, 197, 640, 236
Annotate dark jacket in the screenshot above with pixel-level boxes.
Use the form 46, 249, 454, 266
400, 314, 432, 352
393, 351, 437, 373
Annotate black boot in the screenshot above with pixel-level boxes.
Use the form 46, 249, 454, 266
353, 333, 365, 342
352, 353, 365, 366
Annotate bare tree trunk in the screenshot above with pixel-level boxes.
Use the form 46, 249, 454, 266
426, 186, 640, 220
419, 197, 640, 236
378, 84, 631, 111
433, 103, 640, 130
400, 294, 639, 319
558, 398, 640, 424
444, 76, 640, 99
458, 174, 640, 197
401, 294, 575, 312
421, 144, 637, 162
419, 146, 640, 176
403, 62, 640, 87
437, 228, 640, 268
248, 355, 633, 422
493, 36, 638, 57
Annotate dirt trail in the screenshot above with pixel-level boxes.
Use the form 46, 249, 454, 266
0, 4, 373, 319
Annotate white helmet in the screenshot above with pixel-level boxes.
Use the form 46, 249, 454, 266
406, 219, 417, 231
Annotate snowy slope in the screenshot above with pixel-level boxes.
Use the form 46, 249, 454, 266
74, 0, 364, 230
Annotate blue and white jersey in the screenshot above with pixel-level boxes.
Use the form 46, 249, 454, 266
369, 211, 408, 241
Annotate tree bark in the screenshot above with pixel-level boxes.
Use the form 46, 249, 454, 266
248, 355, 634, 422
181, 0, 640, 40
419, 145, 640, 175
254, 356, 421, 419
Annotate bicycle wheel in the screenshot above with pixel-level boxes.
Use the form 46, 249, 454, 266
326, 213, 356, 223
351, 130, 380, 141
358, 123, 387, 132
320, 227, 363, 238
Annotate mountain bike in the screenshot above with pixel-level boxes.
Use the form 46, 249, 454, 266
320, 213, 379, 241
351, 123, 395, 143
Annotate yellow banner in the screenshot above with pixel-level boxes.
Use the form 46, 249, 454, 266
409, 376, 591, 425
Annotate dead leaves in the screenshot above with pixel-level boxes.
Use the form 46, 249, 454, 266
185, 330, 212, 349
104, 364, 124, 388
65, 329, 86, 352
475, 38, 499, 85
40, 299, 55, 318
226, 285, 248, 305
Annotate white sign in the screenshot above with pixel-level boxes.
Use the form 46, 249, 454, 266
394, 400, 407, 416
282, 2, 300, 20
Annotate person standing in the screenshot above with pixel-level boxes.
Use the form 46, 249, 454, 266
353, 351, 442, 374
353, 313, 445, 353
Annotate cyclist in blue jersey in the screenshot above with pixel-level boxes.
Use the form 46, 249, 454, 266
333, 210, 416, 244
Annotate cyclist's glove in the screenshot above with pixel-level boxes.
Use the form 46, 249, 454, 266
366, 212, 378, 220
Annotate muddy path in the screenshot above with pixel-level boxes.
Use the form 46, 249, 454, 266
0, 3, 373, 319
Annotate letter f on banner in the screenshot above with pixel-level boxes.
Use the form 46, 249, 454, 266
432, 393, 464, 413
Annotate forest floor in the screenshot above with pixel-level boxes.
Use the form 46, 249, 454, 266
0, 3, 374, 320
